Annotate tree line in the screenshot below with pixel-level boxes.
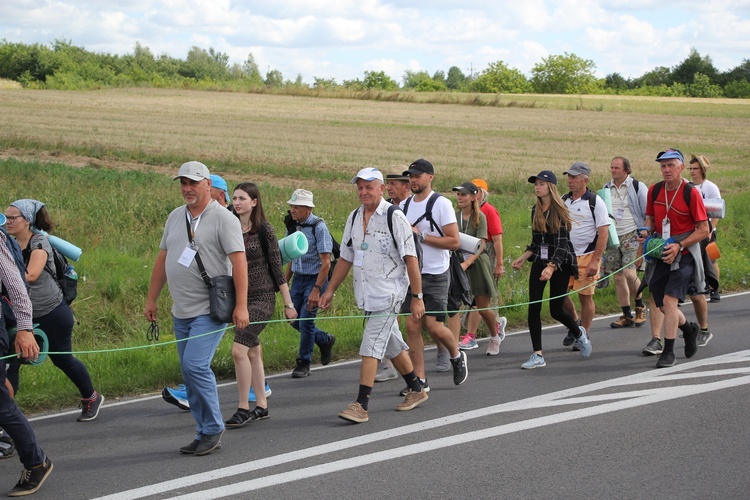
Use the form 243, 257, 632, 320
1, 39, 748, 98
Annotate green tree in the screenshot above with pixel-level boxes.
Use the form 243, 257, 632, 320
723, 79, 750, 98
265, 69, 283, 88
636, 66, 672, 87
672, 48, 718, 85
604, 72, 632, 92
180, 46, 230, 80
446, 66, 467, 90
402, 70, 446, 91
531, 52, 599, 94
313, 77, 338, 90
686, 72, 723, 97
362, 70, 398, 90
470, 60, 531, 93
718, 59, 750, 86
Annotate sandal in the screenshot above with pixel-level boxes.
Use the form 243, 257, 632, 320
225, 408, 252, 428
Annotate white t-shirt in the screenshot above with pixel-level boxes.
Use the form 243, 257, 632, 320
565, 192, 610, 256
400, 191, 457, 275
696, 179, 721, 200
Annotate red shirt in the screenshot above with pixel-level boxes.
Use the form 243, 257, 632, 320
646, 180, 707, 237
480, 201, 503, 238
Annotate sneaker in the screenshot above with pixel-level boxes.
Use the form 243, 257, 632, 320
697, 330, 713, 347
710, 290, 721, 303
434, 350, 451, 372
248, 383, 272, 402
194, 430, 223, 456
292, 359, 311, 378
375, 362, 399, 382
450, 351, 469, 385
0, 432, 15, 460
684, 322, 699, 359
563, 332, 577, 347
656, 350, 676, 368
8, 457, 53, 497
397, 389, 428, 411
496, 316, 507, 342
610, 315, 634, 328
459, 334, 478, 350
521, 353, 546, 369
573, 327, 592, 358
338, 402, 368, 423
399, 379, 430, 397
642, 337, 663, 356
634, 306, 647, 327
319, 335, 336, 366
486, 336, 501, 356
163, 384, 190, 411
77, 392, 104, 422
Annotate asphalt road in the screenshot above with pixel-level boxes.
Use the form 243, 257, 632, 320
3, 292, 749, 499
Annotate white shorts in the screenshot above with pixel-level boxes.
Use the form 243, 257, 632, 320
359, 307, 409, 360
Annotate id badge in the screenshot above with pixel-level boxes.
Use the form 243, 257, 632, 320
178, 246, 197, 268
661, 218, 671, 240
540, 245, 549, 260
354, 249, 365, 267
615, 208, 624, 220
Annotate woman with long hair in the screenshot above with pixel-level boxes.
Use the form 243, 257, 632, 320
448, 182, 502, 356
511, 171, 591, 369
225, 183, 296, 428
4, 199, 103, 421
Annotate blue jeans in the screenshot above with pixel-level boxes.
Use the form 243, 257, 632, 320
0, 319, 45, 468
173, 315, 226, 437
290, 273, 331, 363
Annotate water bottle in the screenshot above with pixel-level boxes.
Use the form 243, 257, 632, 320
65, 265, 78, 280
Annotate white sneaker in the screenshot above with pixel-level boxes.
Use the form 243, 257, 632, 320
486, 336, 501, 356
374, 361, 399, 382
521, 353, 546, 369
496, 316, 507, 342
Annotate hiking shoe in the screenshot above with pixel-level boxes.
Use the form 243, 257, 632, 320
319, 335, 336, 366
634, 306, 647, 327
292, 359, 311, 378
397, 389, 428, 411
435, 350, 451, 372
642, 337, 663, 356
486, 336, 501, 356
8, 457, 53, 497
710, 290, 721, 303
521, 353, 546, 369
77, 392, 104, 422
697, 330, 713, 347
375, 362, 399, 381
0, 432, 15, 460
248, 383, 272, 402
684, 322, 699, 358
459, 334, 478, 350
610, 315, 634, 328
450, 351, 469, 385
179, 439, 200, 454
399, 379, 430, 396
574, 326, 592, 358
656, 350, 676, 368
497, 316, 507, 342
194, 430, 223, 456
163, 384, 190, 411
338, 402, 368, 423
225, 408, 252, 429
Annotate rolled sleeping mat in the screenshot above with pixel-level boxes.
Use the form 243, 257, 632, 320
597, 188, 620, 248
0, 213, 5, 226
458, 232, 482, 255
7, 326, 48, 365
703, 198, 725, 219
31, 229, 82, 262
279, 232, 309, 264
706, 241, 720, 260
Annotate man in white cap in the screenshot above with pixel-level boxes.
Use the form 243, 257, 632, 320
284, 189, 336, 378
320, 167, 427, 423
144, 161, 249, 456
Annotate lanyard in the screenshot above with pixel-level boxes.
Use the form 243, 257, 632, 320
664, 179, 683, 218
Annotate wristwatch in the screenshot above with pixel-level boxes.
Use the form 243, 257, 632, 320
418, 232, 426, 243
284, 303, 295, 309
411, 293, 423, 300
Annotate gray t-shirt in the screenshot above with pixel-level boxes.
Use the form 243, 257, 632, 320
26, 233, 63, 318
159, 201, 244, 319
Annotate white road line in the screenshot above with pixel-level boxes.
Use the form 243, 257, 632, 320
95, 350, 750, 500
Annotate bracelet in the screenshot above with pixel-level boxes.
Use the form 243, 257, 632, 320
284, 303, 295, 309
312, 284, 322, 291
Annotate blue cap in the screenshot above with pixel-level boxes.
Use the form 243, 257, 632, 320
210, 174, 230, 203
528, 170, 557, 186
656, 149, 684, 163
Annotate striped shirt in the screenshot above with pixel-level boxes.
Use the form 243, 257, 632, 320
0, 230, 33, 331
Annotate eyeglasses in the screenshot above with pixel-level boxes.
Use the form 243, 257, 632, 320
688, 168, 702, 171
3, 215, 25, 223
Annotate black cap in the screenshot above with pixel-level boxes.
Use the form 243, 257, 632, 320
403, 159, 434, 176
452, 181, 479, 194
528, 170, 557, 185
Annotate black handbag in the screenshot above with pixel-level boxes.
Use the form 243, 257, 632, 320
186, 213, 236, 323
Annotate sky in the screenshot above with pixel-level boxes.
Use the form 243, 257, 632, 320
1, 1, 749, 84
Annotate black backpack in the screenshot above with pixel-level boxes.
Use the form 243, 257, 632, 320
284, 212, 340, 281
23, 235, 78, 305
1, 227, 29, 329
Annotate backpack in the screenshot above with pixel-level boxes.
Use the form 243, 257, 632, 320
23, 235, 78, 305
285, 212, 340, 281
651, 180, 694, 206
344, 204, 424, 270
1, 227, 29, 329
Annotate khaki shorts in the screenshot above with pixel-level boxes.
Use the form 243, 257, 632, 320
568, 252, 599, 296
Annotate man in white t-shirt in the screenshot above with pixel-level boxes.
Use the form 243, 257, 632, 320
688, 153, 722, 305
399, 159, 468, 392
561, 162, 609, 348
